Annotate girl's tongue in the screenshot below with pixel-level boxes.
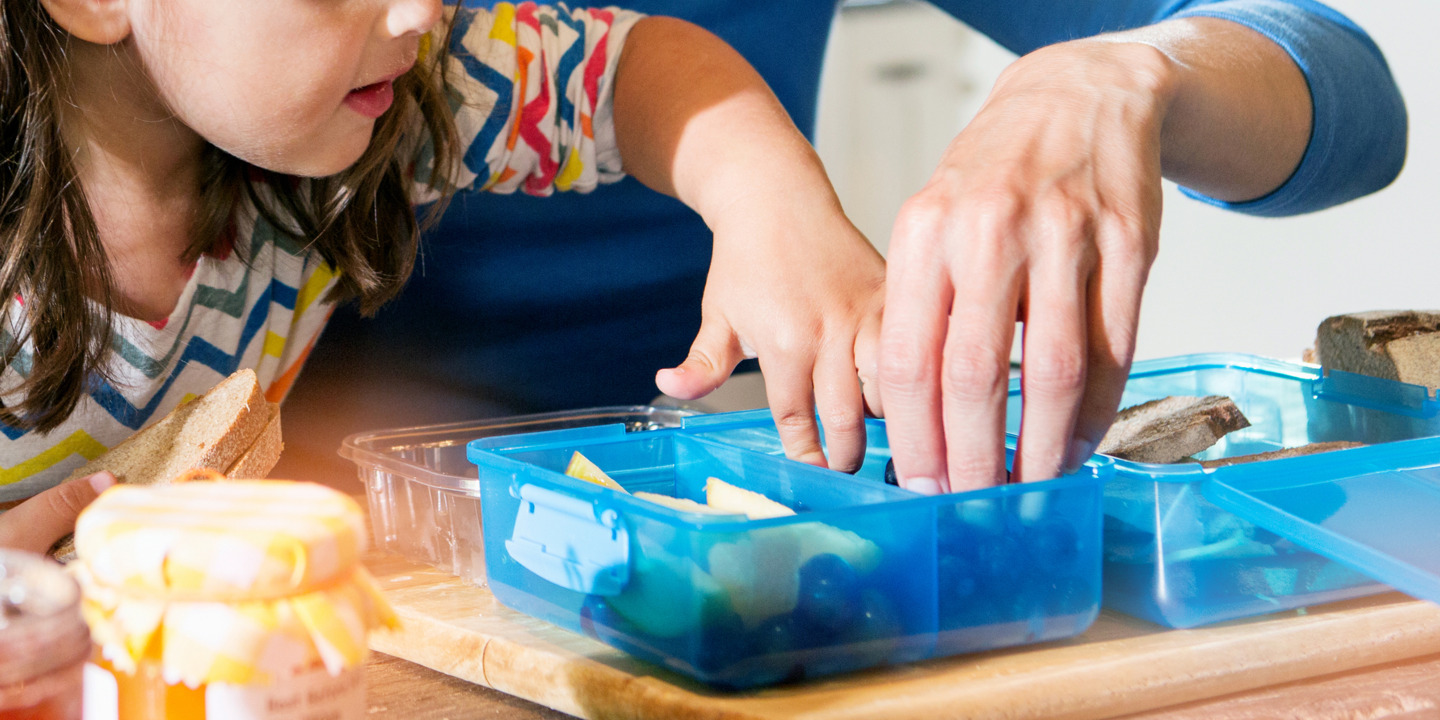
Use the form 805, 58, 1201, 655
344, 80, 394, 119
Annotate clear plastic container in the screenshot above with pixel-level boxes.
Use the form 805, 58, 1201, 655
1207, 435, 1440, 608
466, 412, 1110, 688
341, 406, 696, 585
0, 550, 89, 720
1006, 353, 1440, 628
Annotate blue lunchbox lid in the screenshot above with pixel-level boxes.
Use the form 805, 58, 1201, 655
1204, 435, 1440, 606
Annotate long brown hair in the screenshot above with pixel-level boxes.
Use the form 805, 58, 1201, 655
0, 4, 460, 433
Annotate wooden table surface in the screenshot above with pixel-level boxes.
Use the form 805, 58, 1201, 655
365, 648, 1440, 719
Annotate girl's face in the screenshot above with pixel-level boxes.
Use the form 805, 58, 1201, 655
127, 0, 441, 177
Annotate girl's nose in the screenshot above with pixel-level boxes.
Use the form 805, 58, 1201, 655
384, 0, 442, 38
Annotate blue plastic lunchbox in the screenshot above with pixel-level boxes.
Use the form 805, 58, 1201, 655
466, 411, 1111, 688
1007, 353, 1440, 628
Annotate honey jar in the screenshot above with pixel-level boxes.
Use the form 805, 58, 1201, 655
0, 550, 90, 720
70, 480, 396, 720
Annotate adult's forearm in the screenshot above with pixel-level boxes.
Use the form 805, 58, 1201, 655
1116, 16, 1313, 203
940, 0, 1406, 216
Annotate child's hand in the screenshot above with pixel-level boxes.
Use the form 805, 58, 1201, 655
0, 472, 116, 554
656, 191, 885, 473
616, 18, 887, 473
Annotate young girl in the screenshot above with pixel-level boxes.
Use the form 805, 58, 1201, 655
0, 0, 887, 551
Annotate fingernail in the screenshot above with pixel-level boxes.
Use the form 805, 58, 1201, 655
1064, 438, 1097, 474
905, 477, 942, 496
88, 472, 117, 494
670, 366, 685, 375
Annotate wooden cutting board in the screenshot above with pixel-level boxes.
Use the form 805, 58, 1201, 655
365, 551, 1440, 720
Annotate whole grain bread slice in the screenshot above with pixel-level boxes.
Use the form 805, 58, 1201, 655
1198, 440, 1364, 469
1315, 310, 1440, 390
226, 402, 282, 478
62, 368, 270, 485
50, 369, 275, 560
1098, 395, 1251, 464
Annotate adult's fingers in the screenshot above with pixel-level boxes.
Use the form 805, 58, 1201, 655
0, 472, 116, 554
1065, 218, 1154, 472
655, 316, 748, 401
940, 286, 1019, 493
1014, 221, 1095, 484
922, 194, 1024, 493
878, 200, 954, 496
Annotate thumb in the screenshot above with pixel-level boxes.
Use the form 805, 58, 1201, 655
656, 318, 748, 401
0, 472, 116, 555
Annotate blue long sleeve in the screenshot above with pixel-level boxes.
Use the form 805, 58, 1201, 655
932, 0, 1407, 216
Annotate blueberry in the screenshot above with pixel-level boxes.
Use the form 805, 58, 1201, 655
883, 458, 899, 486
795, 554, 863, 637
851, 589, 902, 641
755, 612, 805, 655
692, 608, 750, 674
836, 589, 909, 668
580, 594, 625, 641
747, 613, 813, 684
1029, 519, 1080, 573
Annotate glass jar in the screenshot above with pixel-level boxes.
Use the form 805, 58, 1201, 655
71, 480, 395, 720
0, 550, 90, 720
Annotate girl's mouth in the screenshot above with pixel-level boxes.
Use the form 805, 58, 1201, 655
344, 80, 395, 119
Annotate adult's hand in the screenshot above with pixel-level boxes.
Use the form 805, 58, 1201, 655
0, 472, 116, 554
879, 19, 1310, 493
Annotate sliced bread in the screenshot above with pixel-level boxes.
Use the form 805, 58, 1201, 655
1315, 310, 1440, 390
1198, 440, 1364, 469
226, 402, 282, 478
51, 369, 280, 560
62, 368, 270, 486
1098, 395, 1250, 464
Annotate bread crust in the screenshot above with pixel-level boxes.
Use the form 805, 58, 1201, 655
1098, 395, 1251, 464
226, 403, 282, 478
1198, 440, 1364, 469
1316, 310, 1440, 390
49, 369, 277, 561
61, 369, 268, 486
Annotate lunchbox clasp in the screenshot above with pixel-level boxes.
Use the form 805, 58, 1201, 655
506, 483, 630, 595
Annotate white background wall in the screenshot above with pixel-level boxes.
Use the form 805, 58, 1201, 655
814, 0, 1440, 365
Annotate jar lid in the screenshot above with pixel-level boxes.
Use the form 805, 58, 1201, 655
74, 480, 366, 601
71, 481, 395, 685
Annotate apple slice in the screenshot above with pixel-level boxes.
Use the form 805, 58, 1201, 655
633, 491, 738, 515
704, 477, 795, 519
564, 451, 628, 493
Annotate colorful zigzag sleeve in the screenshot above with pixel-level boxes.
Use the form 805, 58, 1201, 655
416, 3, 642, 201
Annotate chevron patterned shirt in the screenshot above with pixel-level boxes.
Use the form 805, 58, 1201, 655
0, 3, 639, 501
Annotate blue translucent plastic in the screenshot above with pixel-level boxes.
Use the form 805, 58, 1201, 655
467, 414, 1110, 688
1208, 437, 1440, 608
1006, 353, 1440, 628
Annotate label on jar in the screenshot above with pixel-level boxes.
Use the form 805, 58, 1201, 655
82, 662, 364, 720
206, 665, 365, 720
83, 662, 119, 720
